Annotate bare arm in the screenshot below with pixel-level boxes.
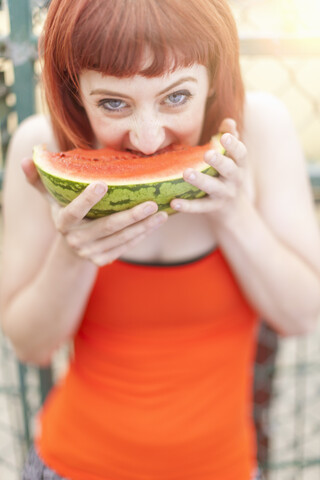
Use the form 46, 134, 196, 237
171, 95, 320, 335
0, 116, 99, 364
0, 115, 167, 365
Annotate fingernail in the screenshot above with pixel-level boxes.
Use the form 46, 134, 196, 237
144, 203, 158, 215
94, 184, 107, 195
185, 169, 196, 181
152, 212, 166, 225
223, 134, 232, 146
204, 150, 216, 162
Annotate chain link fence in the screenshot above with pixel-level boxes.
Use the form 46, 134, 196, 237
0, 0, 320, 479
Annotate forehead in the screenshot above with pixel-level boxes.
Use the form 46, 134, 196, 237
79, 64, 209, 95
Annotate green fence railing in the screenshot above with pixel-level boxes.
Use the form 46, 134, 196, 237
6, 0, 36, 122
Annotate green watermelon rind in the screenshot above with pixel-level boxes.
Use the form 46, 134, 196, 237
36, 165, 218, 218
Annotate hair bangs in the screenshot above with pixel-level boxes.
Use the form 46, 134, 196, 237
69, 0, 215, 82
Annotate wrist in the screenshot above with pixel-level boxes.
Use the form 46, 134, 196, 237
207, 193, 254, 238
55, 232, 96, 270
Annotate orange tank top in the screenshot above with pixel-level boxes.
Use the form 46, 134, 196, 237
36, 248, 258, 480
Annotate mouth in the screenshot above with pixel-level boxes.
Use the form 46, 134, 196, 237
125, 144, 187, 157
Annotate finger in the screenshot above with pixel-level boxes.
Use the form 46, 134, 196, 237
89, 231, 149, 267
182, 168, 228, 196
85, 213, 167, 267
76, 211, 167, 257
220, 133, 246, 167
203, 150, 239, 183
218, 118, 239, 139
21, 158, 48, 195
56, 182, 108, 233
171, 196, 224, 214
65, 200, 159, 245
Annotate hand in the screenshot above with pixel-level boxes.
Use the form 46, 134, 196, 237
170, 118, 254, 220
21, 158, 168, 266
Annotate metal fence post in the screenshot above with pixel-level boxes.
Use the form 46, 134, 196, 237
6, 0, 54, 447
7, 0, 35, 122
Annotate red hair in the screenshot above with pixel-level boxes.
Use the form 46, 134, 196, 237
40, 0, 244, 150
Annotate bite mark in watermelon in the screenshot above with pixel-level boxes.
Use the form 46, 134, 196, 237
33, 134, 224, 218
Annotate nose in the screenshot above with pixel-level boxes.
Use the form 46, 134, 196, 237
128, 112, 165, 155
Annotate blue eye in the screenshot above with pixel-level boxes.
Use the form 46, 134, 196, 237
164, 90, 192, 107
98, 99, 128, 112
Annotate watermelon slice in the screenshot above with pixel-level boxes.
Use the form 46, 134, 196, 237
33, 135, 224, 218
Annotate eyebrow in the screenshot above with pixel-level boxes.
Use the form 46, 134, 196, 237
89, 76, 198, 99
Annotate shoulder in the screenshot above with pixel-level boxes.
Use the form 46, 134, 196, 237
3, 114, 58, 230
4, 114, 59, 192
241, 91, 304, 178
7, 114, 58, 160
13, 113, 55, 140
242, 91, 295, 144
241, 91, 317, 245
243, 90, 291, 121
4, 114, 58, 204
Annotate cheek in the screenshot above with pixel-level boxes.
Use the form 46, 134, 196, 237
82, 100, 126, 148
175, 109, 206, 145
88, 115, 125, 148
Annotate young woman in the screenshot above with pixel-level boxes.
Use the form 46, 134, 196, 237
1, 0, 320, 479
